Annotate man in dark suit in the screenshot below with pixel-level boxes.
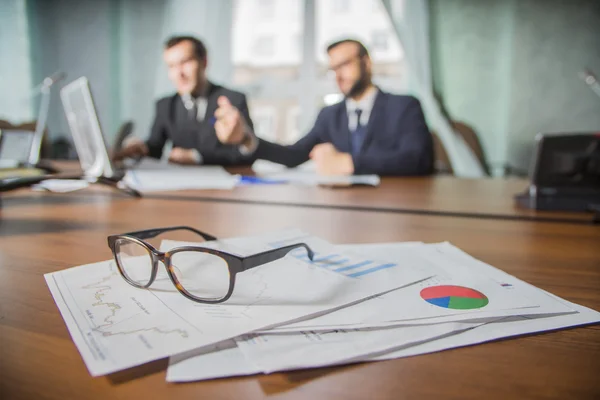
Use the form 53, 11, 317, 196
114, 36, 255, 165
214, 39, 433, 175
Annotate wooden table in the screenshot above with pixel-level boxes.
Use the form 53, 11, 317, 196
44, 161, 596, 223
1, 188, 599, 399
148, 176, 598, 223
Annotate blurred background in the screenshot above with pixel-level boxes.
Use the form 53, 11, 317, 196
1, 0, 599, 177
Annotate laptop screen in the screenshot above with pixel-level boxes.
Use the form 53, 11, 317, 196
60, 77, 116, 179
0, 129, 36, 165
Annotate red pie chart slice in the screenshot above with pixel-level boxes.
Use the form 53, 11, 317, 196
420, 285, 489, 310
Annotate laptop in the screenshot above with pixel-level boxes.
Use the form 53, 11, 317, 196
0, 77, 141, 194
60, 77, 119, 179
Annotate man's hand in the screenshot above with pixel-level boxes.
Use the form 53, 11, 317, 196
112, 138, 148, 161
214, 96, 247, 145
309, 143, 354, 176
168, 147, 200, 165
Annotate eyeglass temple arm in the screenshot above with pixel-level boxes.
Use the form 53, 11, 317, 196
126, 226, 217, 241
242, 243, 314, 271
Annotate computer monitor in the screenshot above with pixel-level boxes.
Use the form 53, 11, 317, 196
516, 133, 600, 211
60, 77, 116, 179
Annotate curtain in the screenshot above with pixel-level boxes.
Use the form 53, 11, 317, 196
0, 0, 34, 123
382, 0, 485, 177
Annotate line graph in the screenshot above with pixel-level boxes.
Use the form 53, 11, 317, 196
82, 270, 121, 329
98, 327, 189, 338
79, 264, 189, 338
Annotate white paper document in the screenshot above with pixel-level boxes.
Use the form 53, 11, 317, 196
236, 321, 485, 374
167, 340, 255, 382
166, 242, 599, 383
251, 159, 380, 186
45, 230, 431, 376
267, 243, 576, 332
32, 179, 90, 193
122, 165, 238, 192
167, 298, 599, 382
374, 297, 600, 362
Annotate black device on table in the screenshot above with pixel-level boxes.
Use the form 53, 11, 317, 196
515, 133, 600, 212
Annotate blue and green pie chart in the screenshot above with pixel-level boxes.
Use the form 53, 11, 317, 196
420, 285, 489, 309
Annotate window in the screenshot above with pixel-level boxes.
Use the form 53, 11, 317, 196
371, 30, 389, 51
232, 0, 302, 69
251, 105, 278, 142
316, 0, 404, 80
253, 36, 275, 57
292, 34, 303, 58
332, 0, 351, 14
232, 0, 304, 145
257, 0, 275, 20
286, 106, 302, 143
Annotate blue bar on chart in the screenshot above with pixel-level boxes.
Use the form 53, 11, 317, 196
347, 263, 398, 278
312, 254, 339, 263
334, 261, 372, 273
285, 247, 399, 278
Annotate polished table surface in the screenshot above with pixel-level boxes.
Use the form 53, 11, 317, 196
1, 188, 599, 399
46, 160, 595, 223
154, 175, 596, 223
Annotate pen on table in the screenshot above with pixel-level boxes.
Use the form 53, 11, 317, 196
239, 176, 288, 185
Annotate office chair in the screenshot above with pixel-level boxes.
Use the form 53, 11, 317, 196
431, 131, 453, 175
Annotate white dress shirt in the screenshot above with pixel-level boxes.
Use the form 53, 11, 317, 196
346, 86, 379, 131
181, 94, 208, 122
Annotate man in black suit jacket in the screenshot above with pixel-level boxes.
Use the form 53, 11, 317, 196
114, 36, 255, 165
214, 39, 433, 175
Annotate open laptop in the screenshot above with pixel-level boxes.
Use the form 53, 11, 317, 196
515, 132, 600, 212
1, 78, 141, 195
60, 77, 118, 179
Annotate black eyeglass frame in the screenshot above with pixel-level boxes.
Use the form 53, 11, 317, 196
107, 226, 314, 304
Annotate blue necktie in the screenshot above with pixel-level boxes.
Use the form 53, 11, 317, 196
351, 108, 367, 156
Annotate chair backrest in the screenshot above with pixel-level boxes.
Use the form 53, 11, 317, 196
453, 121, 490, 176
431, 130, 453, 174
111, 121, 135, 156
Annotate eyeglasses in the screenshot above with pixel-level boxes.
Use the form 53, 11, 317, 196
107, 226, 314, 304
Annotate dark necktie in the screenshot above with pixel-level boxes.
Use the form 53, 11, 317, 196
351, 108, 367, 156
182, 95, 197, 120
188, 100, 198, 121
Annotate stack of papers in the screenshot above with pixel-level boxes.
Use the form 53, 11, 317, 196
32, 179, 90, 193
45, 230, 431, 376
122, 164, 238, 192
251, 160, 380, 187
44, 230, 600, 381
120, 159, 379, 192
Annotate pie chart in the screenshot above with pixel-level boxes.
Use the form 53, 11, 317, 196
420, 285, 489, 309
